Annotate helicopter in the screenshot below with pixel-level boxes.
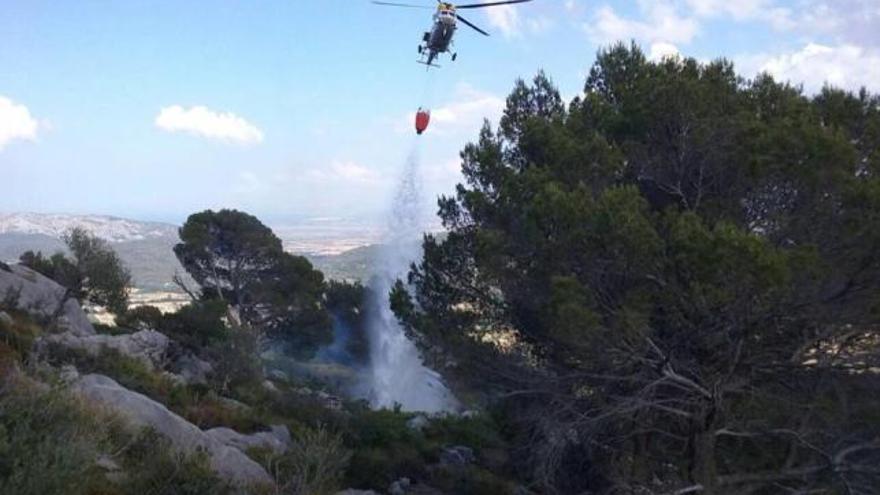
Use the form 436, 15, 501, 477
373, 0, 534, 68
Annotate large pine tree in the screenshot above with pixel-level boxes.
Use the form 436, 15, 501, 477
392, 44, 880, 493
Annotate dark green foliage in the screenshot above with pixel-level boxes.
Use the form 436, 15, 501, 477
19, 227, 132, 315
341, 407, 510, 491
174, 210, 331, 356
396, 44, 880, 493
206, 321, 262, 395
43, 344, 183, 405
115, 304, 164, 332
0, 311, 40, 364
326, 280, 370, 363
115, 430, 231, 495
174, 209, 282, 305
160, 300, 231, 352
256, 425, 351, 495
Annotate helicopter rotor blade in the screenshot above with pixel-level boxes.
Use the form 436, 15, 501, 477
371, 1, 434, 9
456, 0, 532, 9
456, 14, 490, 36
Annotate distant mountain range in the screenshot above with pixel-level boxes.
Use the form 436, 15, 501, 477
0, 213, 177, 243
0, 213, 381, 291
0, 213, 186, 292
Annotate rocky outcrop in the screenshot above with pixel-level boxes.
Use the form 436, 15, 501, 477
406, 414, 430, 432
42, 330, 170, 369
439, 446, 476, 467
0, 264, 94, 337
170, 352, 213, 384
73, 373, 273, 487
205, 425, 291, 455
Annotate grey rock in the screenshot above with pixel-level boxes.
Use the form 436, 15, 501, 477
95, 455, 121, 472
513, 486, 537, 495
439, 446, 475, 467
406, 414, 430, 432
42, 329, 170, 369
172, 353, 213, 384
59, 365, 80, 383
0, 264, 95, 336
205, 424, 291, 455
262, 380, 278, 393
0, 311, 13, 327
315, 390, 344, 411
73, 374, 272, 487
389, 477, 412, 495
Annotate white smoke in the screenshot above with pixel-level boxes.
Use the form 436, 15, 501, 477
360, 147, 458, 413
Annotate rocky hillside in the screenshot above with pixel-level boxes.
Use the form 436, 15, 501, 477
0, 262, 521, 494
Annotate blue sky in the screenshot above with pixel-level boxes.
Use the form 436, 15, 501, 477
1, 0, 878, 225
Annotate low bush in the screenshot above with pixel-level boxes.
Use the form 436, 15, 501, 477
258, 425, 351, 495
0, 374, 230, 495
0, 376, 112, 494
428, 465, 518, 495
43, 344, 180, 404
343, 408, 432, 489
0, 311, 41, 364
114, 429, 231, 495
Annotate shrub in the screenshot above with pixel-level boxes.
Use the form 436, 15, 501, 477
181, 394, 266, 433
205, 323, 262, 395
262, 425, 351, 495
423, 413, 507, 454
115, 429, 231, 495
428, 465, 517, 495
0, 311, 40, 364
115, 305, 164, 332
44, 344, 179, 402
160, 300, 230, 352
20, 227, 132, 315
0, 374, 231, 495
0, 376, 110, 495
343, 408, 432, 489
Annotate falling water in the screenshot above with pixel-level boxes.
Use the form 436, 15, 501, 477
361, 147, 458, 413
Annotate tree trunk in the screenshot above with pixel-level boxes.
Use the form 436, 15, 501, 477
691, 425, 719, 494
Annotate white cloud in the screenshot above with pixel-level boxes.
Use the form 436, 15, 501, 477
233, 171, 264, 194
741, 43, 880, 93
586, 2, 700, 46
308, 161, 385, 185
683, 0, 792, 27
526, 16, 554, 35
649, 42, 681, 61
155, 105, 264, 145
486, 5, 522, 38
0, 96, 39, 151
401, 84, 505, 137
795, 0, 880, 45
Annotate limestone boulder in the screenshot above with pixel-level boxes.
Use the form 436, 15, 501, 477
205, 425, 291, 456
73, 373, 273, 487
0, 264, 94, 337
42, 330, 170, 369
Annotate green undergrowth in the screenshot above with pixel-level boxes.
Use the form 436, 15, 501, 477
0, 373, 231, 495
42, 344, 268, 433
0, 310, 42, 367
339, 405, 513, 492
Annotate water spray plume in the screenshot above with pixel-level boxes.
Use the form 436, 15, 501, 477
360, 146, 458, 412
